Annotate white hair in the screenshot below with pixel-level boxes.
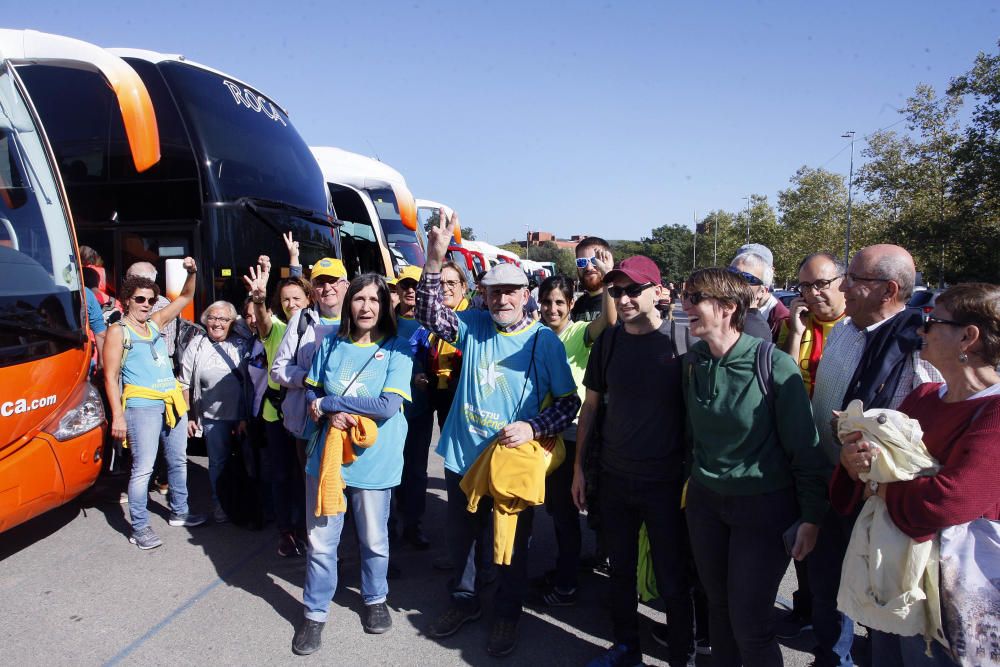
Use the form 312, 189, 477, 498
731, 252, 774, 288
200, 300, 239, 327
126, 261, 158, 281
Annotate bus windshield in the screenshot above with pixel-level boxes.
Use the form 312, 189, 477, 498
370, 187, 424, 268
0, 67, 83, 367
158, 61, 328, 214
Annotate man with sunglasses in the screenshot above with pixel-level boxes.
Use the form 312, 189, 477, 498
805, 244, 942, 667
730, 244, 790, 342
571, 255, 695, 667
571, 237, 614, 323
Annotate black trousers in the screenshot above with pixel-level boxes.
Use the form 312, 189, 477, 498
686, 479, 798, 667
599, 469, 693, 662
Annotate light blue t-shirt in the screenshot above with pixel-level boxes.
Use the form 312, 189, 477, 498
120, 320, 175, 408
437, 311, 577, 474
85, 288, 107, 335
396, 315, 430, 416
305, 335, 413, 489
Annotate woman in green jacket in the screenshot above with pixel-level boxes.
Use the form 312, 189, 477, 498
681, 267, 830, 667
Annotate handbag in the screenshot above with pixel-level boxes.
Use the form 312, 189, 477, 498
938, 402, 1000, 666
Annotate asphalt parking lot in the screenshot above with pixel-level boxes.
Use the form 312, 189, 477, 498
1, 437, 864, 666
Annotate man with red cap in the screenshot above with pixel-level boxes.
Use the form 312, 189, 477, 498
571, 256, 695, 667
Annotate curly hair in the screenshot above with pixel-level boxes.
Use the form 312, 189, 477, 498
120, 276, 160, 304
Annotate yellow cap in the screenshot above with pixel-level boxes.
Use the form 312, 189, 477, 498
310, 257, 347, 281
394, 265, 423, 284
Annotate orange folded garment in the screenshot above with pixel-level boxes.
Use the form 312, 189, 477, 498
315, 415, 378, 517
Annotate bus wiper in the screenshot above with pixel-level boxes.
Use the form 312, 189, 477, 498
237, 197, 340, 228
0, 319, 84, 344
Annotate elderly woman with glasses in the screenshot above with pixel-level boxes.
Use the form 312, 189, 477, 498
680, 267, 830, 667
832, 283, 1000, 667
177, 300, 251, 523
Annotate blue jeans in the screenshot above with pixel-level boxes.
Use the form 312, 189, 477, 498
302, 475, 392, 622
807, 507, 856, 666
870, 630, 957, 667
126, 404, 190, 529
202, 419, 238, 505
444, 469, 534, 620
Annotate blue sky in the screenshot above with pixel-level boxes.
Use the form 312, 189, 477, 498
10, 1, 999, 244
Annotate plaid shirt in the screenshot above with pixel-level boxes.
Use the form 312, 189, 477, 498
415, 272, 580, 437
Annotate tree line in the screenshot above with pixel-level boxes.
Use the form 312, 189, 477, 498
497, 42, 1000, 288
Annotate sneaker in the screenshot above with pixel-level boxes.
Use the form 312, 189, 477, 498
402, 525, 431, 550
486, 618, 518, 657
128, 525, 163, 550
538, 584, 578, 607
695, 637, 712, 655
774, 607, 812, 639
277, 531, 304, 557
291, 619, 325, 655
213, 505, 228, 524
593, 556, 613, 578
119, 492, 129, 504
428, 602, 482, 638
154, 481, 169, 495
651, 623, 697, 666
168, 512, 207, 528
587, 643, 642, 667
362, 602, 392, 634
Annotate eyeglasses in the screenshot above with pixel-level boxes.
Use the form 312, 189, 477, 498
396, 280, 418, 290
576, 257, 598, 269
726, 267, 763, 286
795, 275, 844, 293
441, 280, 463, 289
844, 273, 891, 286
608, 282, 654, 299
922, 312, 967, 334
681, 291, 713, 305
206, 316, 233, 323
131, 295, 151, 304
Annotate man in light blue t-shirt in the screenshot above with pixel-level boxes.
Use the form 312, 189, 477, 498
415, 210, 579, 658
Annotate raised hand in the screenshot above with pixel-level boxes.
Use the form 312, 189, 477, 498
182, 256, 198, 274
283, 231, 300, 264
592, 247, 613, 277
425, 207, 457, 271
256, 254, 272, 277
243, 264, 268, 303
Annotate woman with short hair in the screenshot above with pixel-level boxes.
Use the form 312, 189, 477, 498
178, 300, 250, 523
680, 267, 829, 667
834, 283, 1000, 667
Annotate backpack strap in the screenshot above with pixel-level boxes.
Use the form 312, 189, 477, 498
755, 340, 776, 422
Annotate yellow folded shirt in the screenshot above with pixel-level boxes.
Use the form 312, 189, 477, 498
120, 383, 189, 447
315, 416, 378, 517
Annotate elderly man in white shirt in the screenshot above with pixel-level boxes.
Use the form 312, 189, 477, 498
805, 243, 942, 667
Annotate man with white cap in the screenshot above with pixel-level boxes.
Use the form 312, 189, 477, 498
731, 243, 790, 342
416, 210, 579, 658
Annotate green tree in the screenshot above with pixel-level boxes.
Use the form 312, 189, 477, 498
528, 241, 576, 277
640, 223, 694, 283
498, 242, 525, 258
461, 226, 476, 241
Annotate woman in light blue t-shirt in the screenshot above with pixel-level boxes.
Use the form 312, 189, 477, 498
292, 274, 413, 655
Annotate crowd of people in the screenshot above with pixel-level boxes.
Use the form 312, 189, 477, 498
82, 213, 1000, 666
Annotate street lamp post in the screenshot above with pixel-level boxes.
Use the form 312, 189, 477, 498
525, 225, 530, 260
842, 131, 856, 264
692, 211, 697, 270
742, 195, 751, 245
713, 212, 718, 265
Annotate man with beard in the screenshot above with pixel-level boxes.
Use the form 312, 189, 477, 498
572, 237, 613, 322
417, 209, 579, 658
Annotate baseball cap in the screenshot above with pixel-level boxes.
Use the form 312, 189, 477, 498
480, 263, 528, 287
603, 255, 661, 286
395, 265, 422, 285
737, 243, 774, 268
310, 257, 347, 281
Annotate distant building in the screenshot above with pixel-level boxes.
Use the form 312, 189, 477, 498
518, 232, 588, 252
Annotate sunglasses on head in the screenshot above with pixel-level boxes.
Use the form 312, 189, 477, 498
726, 266, 763, 286
608, 282, 654, 299
681, 291, 713, 305
131, 295, 151, 304
576, 257, 598, 269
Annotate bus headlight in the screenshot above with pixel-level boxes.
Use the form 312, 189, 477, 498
50, 382, 105, 442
